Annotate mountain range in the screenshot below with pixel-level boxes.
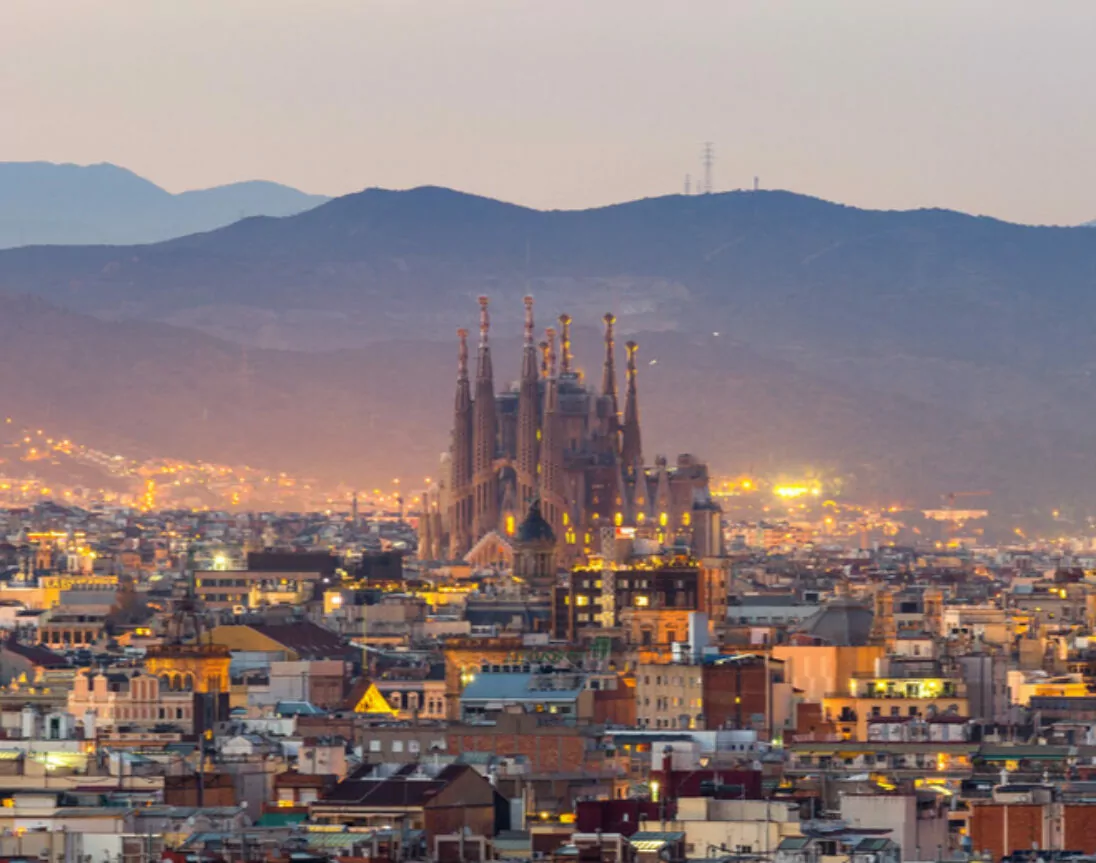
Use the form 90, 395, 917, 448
1, 185, 1095, 516
0, 162, 328, 248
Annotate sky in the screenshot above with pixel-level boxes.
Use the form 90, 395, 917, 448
1, 0, 1094, 225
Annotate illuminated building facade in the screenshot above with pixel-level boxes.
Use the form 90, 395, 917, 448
444, 296, 716, 565
192, 568, 321, 609
68, 670, 199, 731
552, 558, 726, 644
821, 658, 971, 741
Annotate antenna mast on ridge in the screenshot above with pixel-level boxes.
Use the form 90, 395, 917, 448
701, 142, 714, 194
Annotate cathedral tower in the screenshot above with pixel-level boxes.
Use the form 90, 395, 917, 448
540, 326, 564, 539
558, 314, 573, 375
621, 340, 643, 471
471, 297, 499, 539
447, 328, 474, 558
600, 313, 621, 455
516, 296, 540, 510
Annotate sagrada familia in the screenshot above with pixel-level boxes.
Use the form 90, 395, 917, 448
418, 296, 716, 565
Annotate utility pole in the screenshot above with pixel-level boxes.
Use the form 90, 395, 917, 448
702, 143, 714, 194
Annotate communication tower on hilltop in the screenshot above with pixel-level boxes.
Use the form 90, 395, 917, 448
701, 142, 714, 194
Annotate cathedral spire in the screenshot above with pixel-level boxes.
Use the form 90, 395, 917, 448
621, 340, 643, 470
545, 326, 557, 379
447, 327, 474, 557
457, 327, 469, 383
601, 314, 618, 399
516, 296, 540, 508
477, 295, 492, 371
471, 297, 498, 540
601, 313, 621, 454
558, 314, 572, 375
539, 325, 563, 540
523, 295, 535, 348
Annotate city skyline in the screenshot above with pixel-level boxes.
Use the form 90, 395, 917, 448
5, 0, 1096, 224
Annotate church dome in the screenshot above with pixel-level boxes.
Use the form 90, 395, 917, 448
516, 497, 555, 545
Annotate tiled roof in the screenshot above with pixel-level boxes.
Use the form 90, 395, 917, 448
248, 621, 353, 659
318, 763, 470, 809
2, 640, 69, 668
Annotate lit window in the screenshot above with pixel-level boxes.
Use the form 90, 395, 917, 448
635, 595, 650, 607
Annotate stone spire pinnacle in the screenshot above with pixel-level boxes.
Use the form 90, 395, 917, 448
539, 326, 563, 541
523, 295, 535, 347
478, 295, 491, 349
601, 314, 617, 398
516, 296, 540, 508
457, 327, 469, 383
447, 327, 474, 557
545, 327, 557, 378
601, 313, 621, 454
621, 340, 643, 470
558, 314, 572, 375
471, 296, 498, 539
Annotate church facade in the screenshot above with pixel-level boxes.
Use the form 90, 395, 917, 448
420, 296, 716, 567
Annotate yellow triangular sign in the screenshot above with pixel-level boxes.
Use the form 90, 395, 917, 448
353, 683, 398, 715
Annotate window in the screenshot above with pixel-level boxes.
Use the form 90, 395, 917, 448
369, 740, 381, 752
409, 741, 421, 754
392, 740, 404, 753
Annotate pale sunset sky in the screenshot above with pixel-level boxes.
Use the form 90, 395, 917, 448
1, 0, 1093, 224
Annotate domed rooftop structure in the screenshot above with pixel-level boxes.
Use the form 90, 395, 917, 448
515, 496, 555, 545
795, 596, 874, 646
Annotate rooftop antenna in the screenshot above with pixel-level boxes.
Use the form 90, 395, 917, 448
702, 142, 714, 194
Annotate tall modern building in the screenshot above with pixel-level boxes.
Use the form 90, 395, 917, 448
444, 296, 716, 563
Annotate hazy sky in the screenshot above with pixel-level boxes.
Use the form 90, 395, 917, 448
2, 0, 1094, 224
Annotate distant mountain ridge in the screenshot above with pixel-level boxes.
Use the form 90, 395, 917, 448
2, 185, 1096, 510
0, 161, 329, 247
